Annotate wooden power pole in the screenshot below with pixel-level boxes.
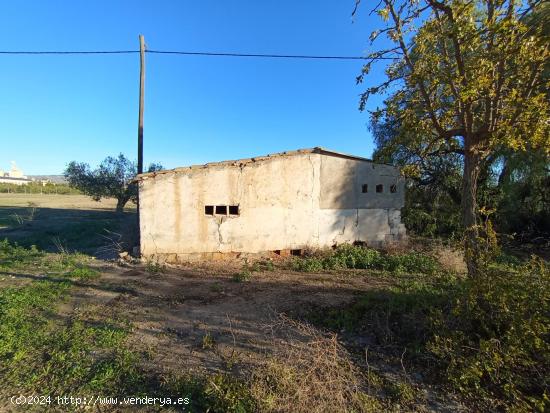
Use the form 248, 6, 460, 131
135, 34, 145, 254
137, 34, 145, 175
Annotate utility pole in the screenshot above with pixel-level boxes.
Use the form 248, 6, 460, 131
136, 34, 145, 255
138, 34, 145, 175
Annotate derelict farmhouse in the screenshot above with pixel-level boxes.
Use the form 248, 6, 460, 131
136, 148, 406, 262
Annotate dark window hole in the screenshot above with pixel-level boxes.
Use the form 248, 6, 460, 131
215, 205, 227, 215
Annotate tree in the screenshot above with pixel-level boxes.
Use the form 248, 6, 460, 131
495, 150, 550, 237
356, 0, 549, 276
65, 154, 162, 212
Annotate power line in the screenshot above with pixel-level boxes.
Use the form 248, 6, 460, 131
0, 50, 138, 55
0, 49, 397, 60
146, 50, 394, 60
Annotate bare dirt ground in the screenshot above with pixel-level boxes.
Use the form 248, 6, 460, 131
64, 261, 388, 376
49, 260, 462, 412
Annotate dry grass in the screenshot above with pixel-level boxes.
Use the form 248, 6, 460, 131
432, 245, 466, 273
0, 193, 135, 210
251, 315, 377, 413
0, 194, 136, 256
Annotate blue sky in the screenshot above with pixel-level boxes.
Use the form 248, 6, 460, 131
0, 1, 390, 175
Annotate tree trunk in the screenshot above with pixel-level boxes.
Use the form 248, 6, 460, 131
462, 149, 481, 277
116, 197, 126, 213
497, 156, 511, 188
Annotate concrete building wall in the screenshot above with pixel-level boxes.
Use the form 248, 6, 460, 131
138, 150, 406, 262
139, 153, 322, 259
316, 155, 406, 246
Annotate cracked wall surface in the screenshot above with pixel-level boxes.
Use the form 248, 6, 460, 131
139, 152, 406, 261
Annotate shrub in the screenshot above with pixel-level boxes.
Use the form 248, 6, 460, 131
0, 239, 43, 268
308, 277, 453, 348
291, 257, 325, 272
428, 258, 550, 411
233, 268, 252, 282
332, 244, 381, 269
204, 374, 256, 413
309, 257, 549, 411
378, 251, 440, 275
292, 244, 440, 275
145, 260, 166, 275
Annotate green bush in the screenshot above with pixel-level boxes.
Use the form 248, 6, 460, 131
308, 277, 452, 348
428, 258, 549, 411
309, 257, 549, 411
332, 244, 381, 269
378, 251, 440, 275
292, 257, 326, 272
292, 244, 439, 275
0, 239, 43, 268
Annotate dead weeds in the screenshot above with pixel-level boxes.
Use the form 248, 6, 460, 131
251, 314, 375, 413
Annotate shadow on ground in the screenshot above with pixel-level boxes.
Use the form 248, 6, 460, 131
0, 206, 137, 257
54, 264, 388, 373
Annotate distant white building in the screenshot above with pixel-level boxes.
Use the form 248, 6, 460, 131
0, 162, 32, 185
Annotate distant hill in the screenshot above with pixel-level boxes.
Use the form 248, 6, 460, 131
28, 175, 68, 184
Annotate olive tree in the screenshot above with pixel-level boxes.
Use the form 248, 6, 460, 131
65, 153, 162, 212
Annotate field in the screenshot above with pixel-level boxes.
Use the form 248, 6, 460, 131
0, 194, 136, 257
0, 194, 547, 412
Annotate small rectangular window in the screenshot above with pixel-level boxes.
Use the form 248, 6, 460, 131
390, 184, 397, 193
204, 205, 214, 215
376, 184, 384, 193
361, 184, 368, 193
215, 205, 227, 215
229, 205, 239, 215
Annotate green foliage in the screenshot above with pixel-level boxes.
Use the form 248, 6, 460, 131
233, 259, 275, 282
68, 265, 100, 279
0, 203, 130, 254
64, 153, 162, 212
0, 238, 44, 269
0, 274, 139, 396
358, 0, 550, 275
401, 177, 463, 239
204, 374, 257, 413
428, 258, 550, 411
309, 276, 453, 348
309, 256, 549, 411
331, 244, 382, 269
159, 373, 256, 413
233, 268, 252, 282
0, 182, 80, 195
495, 151, 550, 238
145, 260, 166, 275
202, 332, 215, 350
360, 0, 549, 155
292, 244, 440, 275
257, 259, 275, 271
0, 242, 256, 412
384, 380, 418, 405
